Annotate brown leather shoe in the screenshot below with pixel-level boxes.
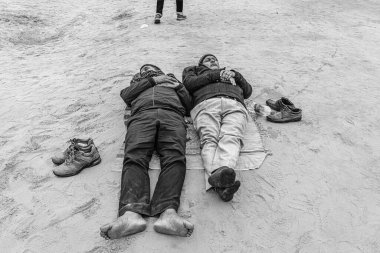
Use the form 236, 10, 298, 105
208, 166, 236, 188
266, 97, 295, 111
52, 144, 101, 177
266, 105, 302, 123
215, 181, 241, 202
51, 138, 94, 165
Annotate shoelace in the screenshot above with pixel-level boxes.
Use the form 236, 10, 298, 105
65, 146, 78, 165
66, 138, 77, 145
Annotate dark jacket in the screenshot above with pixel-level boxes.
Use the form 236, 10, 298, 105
182, 65, 252, 107
120, 75, 192, 117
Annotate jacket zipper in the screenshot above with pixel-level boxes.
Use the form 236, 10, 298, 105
152, 86, 155, 107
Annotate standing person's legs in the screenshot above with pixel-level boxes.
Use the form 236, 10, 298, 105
151, 109, 193, 236
175, 0, 186, 20
156, 0, 165, 14
176, 0, 183, 12
100, 110, 157, 240
191, 98, 222, 190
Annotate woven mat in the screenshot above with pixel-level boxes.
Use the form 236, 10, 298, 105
116, 101, 269, 171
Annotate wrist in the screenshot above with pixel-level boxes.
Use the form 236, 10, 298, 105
148, 77, 156, 86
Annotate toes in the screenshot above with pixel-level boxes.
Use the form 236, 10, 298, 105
100, 224, 112, 240
183, 221, 194, 237
100, 232, 110, 240
100, 224, 111, 233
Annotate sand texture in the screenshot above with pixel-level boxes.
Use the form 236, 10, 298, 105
1, 0, 380, 252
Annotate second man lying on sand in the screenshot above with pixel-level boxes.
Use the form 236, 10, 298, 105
182, 54, 253, 202
100, 64, 194, 239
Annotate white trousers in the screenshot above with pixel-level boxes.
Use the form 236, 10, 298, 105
191, 97, 249, 190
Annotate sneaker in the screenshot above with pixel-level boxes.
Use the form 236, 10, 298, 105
52, 144, 101, 177
154, 13, 162, 24
51, 138, 94, 165
266, 105, 302, 123
208, 166, 236, 188
176, 13, 187, 21
266, 97, 295, 111
215, 181, 241, 202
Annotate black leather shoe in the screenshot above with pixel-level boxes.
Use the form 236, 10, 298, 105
208, 166, 236, 188
266, 97, 295, 111
266, 105, 302, 123
215, 181, 241, 202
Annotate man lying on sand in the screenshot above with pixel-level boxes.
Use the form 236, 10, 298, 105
182, 54, 253, 202
100, 64, 194, 239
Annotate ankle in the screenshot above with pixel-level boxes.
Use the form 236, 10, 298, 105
162, 208, 176, 216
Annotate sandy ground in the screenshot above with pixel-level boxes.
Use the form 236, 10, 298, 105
1, 0, 380, 252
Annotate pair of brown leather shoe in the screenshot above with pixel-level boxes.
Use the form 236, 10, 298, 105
266, 97, 302, 123
51, 138, 101, 177
208, 166, 241, 202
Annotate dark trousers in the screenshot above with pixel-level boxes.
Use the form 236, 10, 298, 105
119, 109, 187, 217
156, 0, 183, 14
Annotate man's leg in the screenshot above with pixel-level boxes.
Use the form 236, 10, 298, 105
191, 98, 221, 190
100, 110, 157, 239
156, 0, 164, 14
151, 109, 193, 236
176, 0, 183, 12
208, 99, 248, 201
212, 99, 248, 169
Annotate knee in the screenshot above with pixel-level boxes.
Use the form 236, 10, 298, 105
201, 132, 218, 143
161, 153, 186, 165
123, 154, 150, 168
218, 133, 243, 145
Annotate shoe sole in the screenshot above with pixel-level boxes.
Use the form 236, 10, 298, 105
266, 116, 302, 123
208, 167, 236, 188
219, 181, 241, 202
154, 20, 160, 24
53, 157, 102, 177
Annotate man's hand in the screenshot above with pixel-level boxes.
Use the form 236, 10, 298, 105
220, 69, 236, 84
154, 75, 180, 89
153, 75, 178, 84
157, 82, 180, 89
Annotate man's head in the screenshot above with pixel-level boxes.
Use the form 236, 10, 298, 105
198, 54, 219, 70
140, 64, 162, 75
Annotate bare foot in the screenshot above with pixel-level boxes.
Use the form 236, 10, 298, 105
100, 211, 147, 240
153, 209, 194, 237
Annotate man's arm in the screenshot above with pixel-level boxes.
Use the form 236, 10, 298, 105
175, 84, 193, 116
156, 74, 193, 116
182, 66, 221, 93
232, 71, 253, 99
120, 77, 155, 106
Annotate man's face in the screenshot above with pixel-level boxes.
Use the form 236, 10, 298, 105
202, 56, 219, 69
140, 65, 160, 75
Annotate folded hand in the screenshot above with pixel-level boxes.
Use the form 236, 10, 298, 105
154, 75, 180, 89
220, 69, 236, 84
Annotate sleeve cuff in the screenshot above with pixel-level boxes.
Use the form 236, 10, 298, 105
147, 77, 156, 87
208, 70, 222, 82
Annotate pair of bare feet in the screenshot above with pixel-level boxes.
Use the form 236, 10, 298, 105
100, 208, 194, 239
